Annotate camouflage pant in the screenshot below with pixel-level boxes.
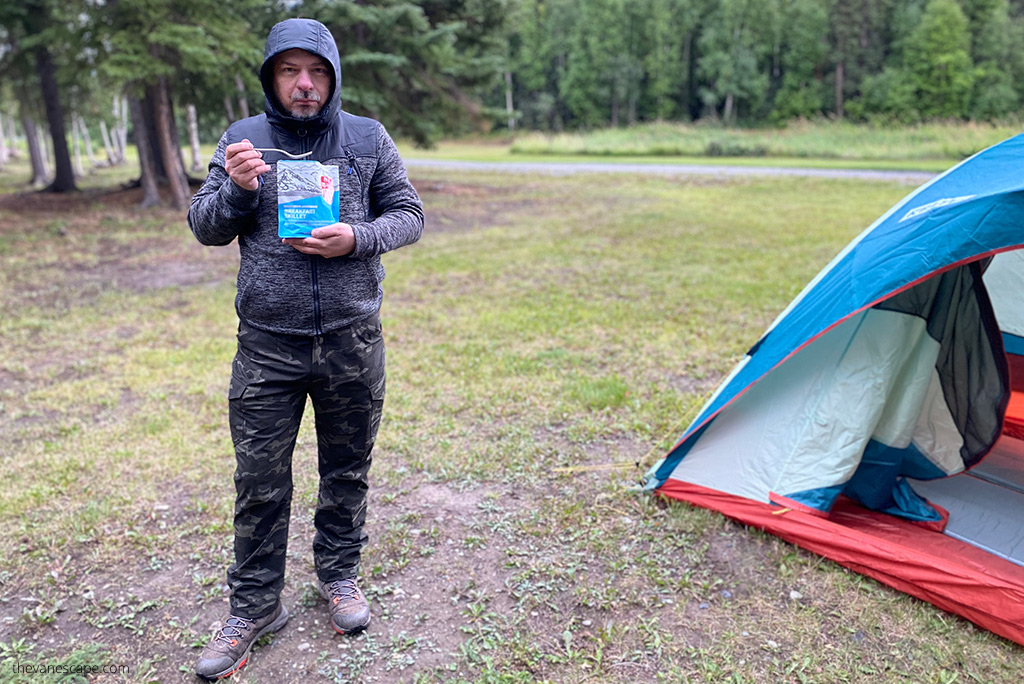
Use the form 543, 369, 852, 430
225, 315, 385, 619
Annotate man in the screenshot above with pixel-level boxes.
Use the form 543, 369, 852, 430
187, 17, 423, 681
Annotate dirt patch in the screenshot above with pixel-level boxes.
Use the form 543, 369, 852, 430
0, 185, 146, 215
413, 179, 567, 235
0, 368, 19, 391
0, 185, 240, 315
667, 371, 725, 397
401, 481, 489, 513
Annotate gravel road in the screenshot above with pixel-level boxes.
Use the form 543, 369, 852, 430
404, 158, 937, 185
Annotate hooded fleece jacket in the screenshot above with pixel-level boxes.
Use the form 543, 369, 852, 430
188, 18, 424, 336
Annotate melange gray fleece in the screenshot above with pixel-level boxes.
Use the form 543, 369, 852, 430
188, 18, 424, 336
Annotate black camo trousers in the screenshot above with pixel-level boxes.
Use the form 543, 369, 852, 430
225, 315, 385, 619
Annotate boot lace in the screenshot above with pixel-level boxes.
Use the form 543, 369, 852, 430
213, 616, 253, 646
325, 578, 360, 605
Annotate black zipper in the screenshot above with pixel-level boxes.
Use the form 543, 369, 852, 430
298, 128, 324, 335
345, 149, 367, 218
311, 257, 322, 335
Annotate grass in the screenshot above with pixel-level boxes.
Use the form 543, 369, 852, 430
506, 119, 1024, 163
399, 139, 955, 173
397, 119, 1024, 173
0, 151, 1022, 682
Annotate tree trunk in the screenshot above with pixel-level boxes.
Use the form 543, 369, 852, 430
99, 120, 116, 165
128, 95, 161, 208
40, 126, 52, 166
723, 92, 735, 124
0, 112, 7, 167
153, 76, 190, 209
504, 70, 515, 132
235, 73, 249, 119
3, 113, 13, 158
685, 31, 699, 121
187, 103, 203, 173
72, 116, 84, 177
168, 94, 189, 179
7, 111, 18, 158
223, 96, 236, 125
117, 96, 129, 162
76, 115, 98, 167
110, 94, 128, 163
835, 61, 845, 120
22, 114, 48, 187
143, 88, 167, 181
34, 44, 76, 192
141, 83, 188, 184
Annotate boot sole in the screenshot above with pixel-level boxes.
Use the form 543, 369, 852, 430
197, 605, 290, 681
330, 614, 370, 636
319, 583, 371, 636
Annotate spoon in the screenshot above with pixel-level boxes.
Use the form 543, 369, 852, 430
253, 148, 313, 159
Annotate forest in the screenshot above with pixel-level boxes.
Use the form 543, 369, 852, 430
2, 0, 1024, 200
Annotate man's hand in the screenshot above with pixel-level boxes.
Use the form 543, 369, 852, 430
225, 139, 270, 191
283, 223, 356, 258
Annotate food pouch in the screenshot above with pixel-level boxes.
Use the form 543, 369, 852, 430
277, 160, 340, 238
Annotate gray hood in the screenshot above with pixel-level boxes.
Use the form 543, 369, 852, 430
259, 18, 343, 133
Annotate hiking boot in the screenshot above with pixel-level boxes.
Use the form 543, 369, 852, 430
194, 603, 289, 680
319, 578, 371, 634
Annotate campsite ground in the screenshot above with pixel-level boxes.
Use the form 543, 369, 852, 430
1, 157, 1022, 683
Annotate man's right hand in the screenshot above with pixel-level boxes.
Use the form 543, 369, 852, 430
225, 139, 270, 191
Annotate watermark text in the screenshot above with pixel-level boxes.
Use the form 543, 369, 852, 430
11, 661, 130, 677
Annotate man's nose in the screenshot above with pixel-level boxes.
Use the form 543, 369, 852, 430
296, 68, 314, 90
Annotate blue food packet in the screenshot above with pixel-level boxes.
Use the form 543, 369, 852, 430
277, 160, 340, 238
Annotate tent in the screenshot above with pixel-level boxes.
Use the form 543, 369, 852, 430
643, 133, 1024, 646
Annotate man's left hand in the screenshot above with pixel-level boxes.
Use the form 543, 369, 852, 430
283, 223, 356, 258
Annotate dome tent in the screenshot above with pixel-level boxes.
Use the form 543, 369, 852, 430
644, 134, 1024, 645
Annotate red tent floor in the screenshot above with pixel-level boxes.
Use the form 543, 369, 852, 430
657, 434, 1024, 646
1003, 391, 1024, 442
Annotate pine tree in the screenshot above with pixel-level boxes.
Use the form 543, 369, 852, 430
98, 0, 264, 207
1, 0, 79, 191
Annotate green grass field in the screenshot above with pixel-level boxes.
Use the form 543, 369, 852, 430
501, 119, 1023, 165
0, 151, 1022, 682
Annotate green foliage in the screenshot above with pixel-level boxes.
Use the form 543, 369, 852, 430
500, 0, 1024, 130
968, 0, 1020, 118
8, 0, 1024, 154
857, 67, 921, 123
642, 0, 689, 121
770, 0, 829, 122
299, 0, 511, 146
904, 0, 975, 118
696, 0, 773, 123
101, 0, 265, 96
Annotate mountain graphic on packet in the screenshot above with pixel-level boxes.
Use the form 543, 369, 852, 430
277, 160, 340, 238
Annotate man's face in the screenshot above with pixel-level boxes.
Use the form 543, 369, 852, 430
273, 48, 331, 119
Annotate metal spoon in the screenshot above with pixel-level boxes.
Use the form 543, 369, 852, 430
253, 148, 313, 159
